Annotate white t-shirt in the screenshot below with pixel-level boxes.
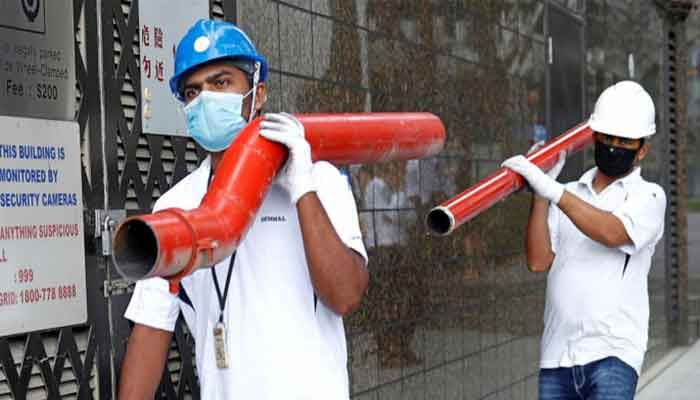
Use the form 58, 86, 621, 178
541, 167, 666, 374
360, 177, 414, 248
125, 157, 367, 399
405, 158, 456, 204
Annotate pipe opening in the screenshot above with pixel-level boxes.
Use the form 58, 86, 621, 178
426, 207, 453, 236
112, 219, 158, 280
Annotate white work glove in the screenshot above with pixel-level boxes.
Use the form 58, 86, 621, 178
502, 155, 565, 204
259, 112, 315, 204
527, 141, 566, 180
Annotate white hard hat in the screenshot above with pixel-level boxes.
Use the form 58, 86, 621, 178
588, 80, 656, 139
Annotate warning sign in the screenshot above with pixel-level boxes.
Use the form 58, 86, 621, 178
139, 0, 209, 136
0, 116, 86, 336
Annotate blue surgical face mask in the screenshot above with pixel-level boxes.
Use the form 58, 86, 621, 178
184, 89, 253, 152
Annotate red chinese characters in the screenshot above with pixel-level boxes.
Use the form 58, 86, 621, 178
141, 25, 166, 82
154, 27, 164, 48
143, 56, 152, 78
142, 25, 150, 47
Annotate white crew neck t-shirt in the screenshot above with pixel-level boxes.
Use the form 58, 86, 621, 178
541, 167, 666, 375
125, 157, 367, 399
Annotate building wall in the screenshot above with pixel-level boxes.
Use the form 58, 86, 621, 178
687, 7, 700, 201
685, 5, 700, 343
236, 1, 670, 398
0, 1, 679, 399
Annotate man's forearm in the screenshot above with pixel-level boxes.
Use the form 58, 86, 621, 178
296, 192, 368, 316
557, 191, 631, 247
526, 195, 555, 272
118, 324, 172, 400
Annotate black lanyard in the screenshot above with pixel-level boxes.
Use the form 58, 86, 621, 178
212, 254, 235, 323
208, 165, 235, 324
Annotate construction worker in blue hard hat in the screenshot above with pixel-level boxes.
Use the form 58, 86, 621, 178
503, 81, 666, 399
118, 19, 368, 400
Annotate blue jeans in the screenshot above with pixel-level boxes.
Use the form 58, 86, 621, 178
539, 357, 639, 400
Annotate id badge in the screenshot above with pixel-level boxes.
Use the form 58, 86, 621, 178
213, 322, 229, 369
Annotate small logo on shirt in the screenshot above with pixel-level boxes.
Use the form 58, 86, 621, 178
260, 215, 287, 223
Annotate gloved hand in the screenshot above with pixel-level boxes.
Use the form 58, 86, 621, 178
502, 155, 565, 204
259, 112, 315, 204
527, 141, 566, 180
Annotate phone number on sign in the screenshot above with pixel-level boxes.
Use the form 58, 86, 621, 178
18, 284, 77, 304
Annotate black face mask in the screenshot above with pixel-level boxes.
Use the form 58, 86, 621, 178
594, 140, 639, 178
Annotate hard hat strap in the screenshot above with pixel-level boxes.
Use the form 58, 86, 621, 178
248, 62, 261, 122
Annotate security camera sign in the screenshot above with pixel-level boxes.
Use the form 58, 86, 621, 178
0, 0, 75, 121
0, 116, 86, 336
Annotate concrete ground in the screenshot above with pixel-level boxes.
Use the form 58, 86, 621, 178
636, 342, 700, 400
636, 212, 700, 399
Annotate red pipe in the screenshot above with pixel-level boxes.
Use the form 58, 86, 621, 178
112, 113, 445, 292
303, 113, 446, 164
425, 122, 593, 236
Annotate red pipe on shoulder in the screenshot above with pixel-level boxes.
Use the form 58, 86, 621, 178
425, 122, 594, 236
112, 113, 445, 292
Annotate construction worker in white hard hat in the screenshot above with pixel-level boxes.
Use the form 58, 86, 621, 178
118, 20, 368, 400
502, 81, 666, 400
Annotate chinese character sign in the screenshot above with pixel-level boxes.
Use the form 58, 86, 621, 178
139, 0, 209, 136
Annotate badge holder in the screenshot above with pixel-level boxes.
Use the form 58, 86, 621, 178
213, 321, 228, 369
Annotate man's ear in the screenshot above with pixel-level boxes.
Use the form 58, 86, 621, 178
254, 83, 267, 114
636, 142, 650, 162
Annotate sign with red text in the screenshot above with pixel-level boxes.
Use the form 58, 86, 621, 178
0, 116, 86, 336
139, 0, 209, 136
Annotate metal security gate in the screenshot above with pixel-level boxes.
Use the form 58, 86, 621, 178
101, 1, 235, 399
0, 0, 103, 398
0, 0, 233, 399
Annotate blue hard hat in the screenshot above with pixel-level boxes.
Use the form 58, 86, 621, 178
170, 19, 268, 101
